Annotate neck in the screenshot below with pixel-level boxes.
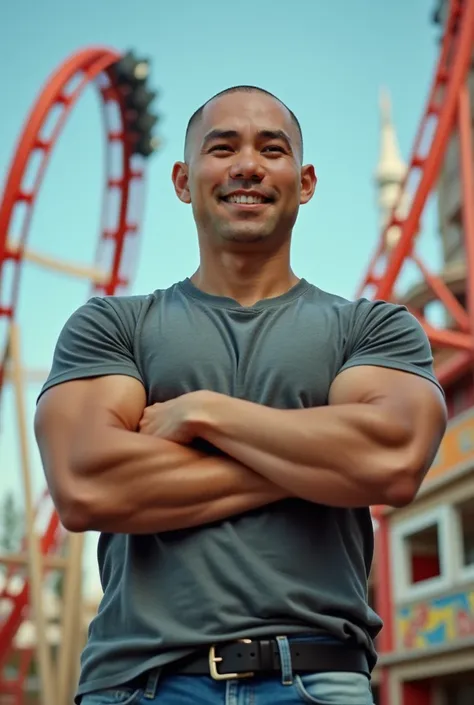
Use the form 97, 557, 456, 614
190, 246, 299, 307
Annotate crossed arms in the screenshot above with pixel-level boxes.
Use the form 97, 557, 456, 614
34, 364, 447, 535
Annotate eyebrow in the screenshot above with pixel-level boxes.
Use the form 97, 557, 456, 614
201, 128, 293, 151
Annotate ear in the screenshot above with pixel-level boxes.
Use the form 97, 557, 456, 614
299, 164, 317, 205
171, 162, 191, 204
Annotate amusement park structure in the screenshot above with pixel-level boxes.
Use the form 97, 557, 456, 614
362, 0, 474, 703
0, 0, 473, 702
0, 47, 159, 704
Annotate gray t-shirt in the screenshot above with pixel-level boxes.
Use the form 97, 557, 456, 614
39, 278, 442, 699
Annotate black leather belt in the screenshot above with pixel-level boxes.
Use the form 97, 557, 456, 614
128, 638, 370, 686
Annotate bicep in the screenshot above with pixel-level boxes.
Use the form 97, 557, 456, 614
34, 375, 146, 499
329, 365, 447, 446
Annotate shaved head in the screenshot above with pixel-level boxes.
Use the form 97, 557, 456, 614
171, 85, 317, 250
184, 86, 304, 163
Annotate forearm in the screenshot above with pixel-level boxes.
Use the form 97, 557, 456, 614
196, 396, 417, 508
69, 428, 287, 533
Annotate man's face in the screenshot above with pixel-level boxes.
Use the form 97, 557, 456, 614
173, 92, 316, 246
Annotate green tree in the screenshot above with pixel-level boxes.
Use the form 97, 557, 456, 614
0, 492, 66, 596
0, 492, 24, 552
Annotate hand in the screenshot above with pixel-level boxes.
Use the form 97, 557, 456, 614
138, 391, 213, 444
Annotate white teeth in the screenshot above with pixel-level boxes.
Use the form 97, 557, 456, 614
227, 195, 265, 204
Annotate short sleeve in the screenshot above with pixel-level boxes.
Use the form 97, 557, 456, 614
338, 300, 444, 395
38, 296, 144, 401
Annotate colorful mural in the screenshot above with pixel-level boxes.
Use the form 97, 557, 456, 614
397, 589, 474, 650
426, 408, 474, 485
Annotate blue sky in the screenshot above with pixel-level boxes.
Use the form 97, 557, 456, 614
0, 0, 441, 593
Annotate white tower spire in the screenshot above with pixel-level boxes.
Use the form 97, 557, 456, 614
375, 88, 409, 249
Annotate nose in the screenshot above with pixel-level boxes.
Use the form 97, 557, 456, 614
229, 149, 265, 182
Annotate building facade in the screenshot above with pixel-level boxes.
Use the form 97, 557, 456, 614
371, 3, 474, 703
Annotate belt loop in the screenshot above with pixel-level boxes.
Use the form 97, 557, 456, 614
143, 667, 161, 699
276, 636, 293, 686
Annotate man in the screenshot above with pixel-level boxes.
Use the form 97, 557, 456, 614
35, 86, 446, 705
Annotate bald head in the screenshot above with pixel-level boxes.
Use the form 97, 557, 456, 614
184, 86, 304, 163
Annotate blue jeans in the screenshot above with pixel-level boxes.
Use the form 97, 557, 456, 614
80, 637, 374, 704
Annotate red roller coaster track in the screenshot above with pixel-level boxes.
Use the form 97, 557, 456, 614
356, 0, 474, 389
0, 46, 155, 701
359, 2, 474, 704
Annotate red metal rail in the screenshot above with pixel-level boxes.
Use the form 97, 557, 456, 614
0, 494, 62, 694
0, 47, 151, 700
356, 0, 474, 389
363, 4, 474, 705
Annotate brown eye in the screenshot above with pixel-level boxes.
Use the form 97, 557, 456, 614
210, 144, 232, 152
263, 145, 285, 153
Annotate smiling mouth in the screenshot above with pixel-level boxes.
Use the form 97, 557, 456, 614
221, 194, 272, 206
